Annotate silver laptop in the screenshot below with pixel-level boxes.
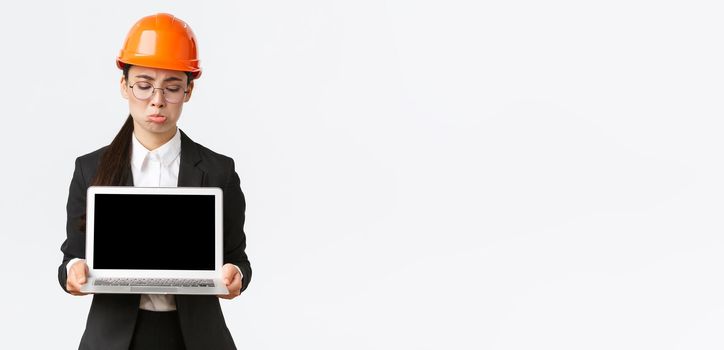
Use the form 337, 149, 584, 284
80, 186, 229, 295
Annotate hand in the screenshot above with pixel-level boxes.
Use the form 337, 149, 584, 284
66, 259, 89, 296
218, 263, 242, 300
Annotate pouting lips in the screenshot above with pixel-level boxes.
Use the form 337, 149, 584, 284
148, 115, 167, 123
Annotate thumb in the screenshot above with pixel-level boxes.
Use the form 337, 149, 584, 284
77, 264, 87, 284
223, 265, 234, 285
68, 268, 76, 284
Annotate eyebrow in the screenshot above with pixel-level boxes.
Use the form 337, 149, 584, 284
134, 74, 184, 83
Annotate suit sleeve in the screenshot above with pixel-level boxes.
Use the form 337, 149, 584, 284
58, 157, 88, 293
222, 158, 252, 293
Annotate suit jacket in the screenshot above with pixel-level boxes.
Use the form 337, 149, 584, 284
57, 130, 252, 350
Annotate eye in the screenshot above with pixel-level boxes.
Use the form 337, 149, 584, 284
165, 85, 182, 93
135, 82, 153, 90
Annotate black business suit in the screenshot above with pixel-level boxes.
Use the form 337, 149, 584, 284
57, 130, 252, 350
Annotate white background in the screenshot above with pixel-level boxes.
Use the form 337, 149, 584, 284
1, 1, 723, 349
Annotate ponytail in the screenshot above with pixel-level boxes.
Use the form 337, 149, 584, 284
91, 115, 134, 186
79, 115, 134, 232
91, 63, 138, 186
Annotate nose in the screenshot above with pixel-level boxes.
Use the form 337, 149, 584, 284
150, 88, 166, 108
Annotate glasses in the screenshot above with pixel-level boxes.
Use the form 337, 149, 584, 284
129, 81, 189, 104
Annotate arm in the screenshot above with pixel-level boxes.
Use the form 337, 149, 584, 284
57, 157, 88, 293
222, 158, 252, 294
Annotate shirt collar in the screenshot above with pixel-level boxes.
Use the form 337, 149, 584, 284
131, 128, 182, 168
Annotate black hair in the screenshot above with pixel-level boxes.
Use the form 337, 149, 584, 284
122, 64, 195, 85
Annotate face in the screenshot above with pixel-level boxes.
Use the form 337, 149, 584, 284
120, 66, 194, 139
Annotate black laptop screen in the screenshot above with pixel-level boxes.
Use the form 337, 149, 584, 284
93, 193, 215, 270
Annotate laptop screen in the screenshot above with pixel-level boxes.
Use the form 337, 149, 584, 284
93, 193, 215, 270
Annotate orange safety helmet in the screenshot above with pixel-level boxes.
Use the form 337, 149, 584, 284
116, 13, 201, 79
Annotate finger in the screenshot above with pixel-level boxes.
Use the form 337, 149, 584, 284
70, 263, 87, 285
218, 288, 234, 299
68, 279, 89, 296
75, 266, 87, 285
223, 281, 241, 300
67, 269, 79, 292
68, 279, 81, 293
66, 269, 89, 296
222, 265, 236, 285
218, 291, 238, 299
229, 271, 242, 293
218, 264, 241, 299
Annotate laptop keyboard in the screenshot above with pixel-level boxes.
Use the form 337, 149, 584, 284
94, 278, 215, 287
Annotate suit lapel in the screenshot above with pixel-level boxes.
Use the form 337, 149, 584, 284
177, 129, 205, 187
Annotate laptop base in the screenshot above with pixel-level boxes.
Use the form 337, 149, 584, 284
80, 277, 229, 295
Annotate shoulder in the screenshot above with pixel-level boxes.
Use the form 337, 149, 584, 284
77, 145, 108, 161
181, 130, 236, 173
75, 145, 109, 171
196, 141, 234, 165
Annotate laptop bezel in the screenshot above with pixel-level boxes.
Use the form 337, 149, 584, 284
85, 186, 224, 279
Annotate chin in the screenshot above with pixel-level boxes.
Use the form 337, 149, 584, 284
143, 123, 173, 133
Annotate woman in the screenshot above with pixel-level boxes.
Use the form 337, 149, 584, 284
57, 13, 252, 350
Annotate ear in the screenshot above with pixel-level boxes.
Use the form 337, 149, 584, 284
183, 81, 194, 102
120, 76, 129, 100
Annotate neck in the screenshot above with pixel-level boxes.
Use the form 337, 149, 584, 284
132, 123, 177, 151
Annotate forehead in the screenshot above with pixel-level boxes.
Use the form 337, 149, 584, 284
128, 66, 187, 80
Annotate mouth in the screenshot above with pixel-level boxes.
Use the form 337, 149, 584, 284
148, 114, 167, 124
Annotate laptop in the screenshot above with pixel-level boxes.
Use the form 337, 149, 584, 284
80, 186, 229, 295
